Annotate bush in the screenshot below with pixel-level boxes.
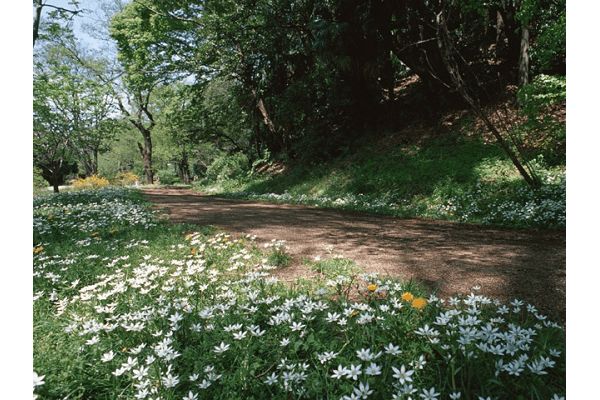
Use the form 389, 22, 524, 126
33, 167, 48, 189
112, 172, 140, 186
72, 175, 110, 190
205, 153, 250, 183
156, 169, 181, 185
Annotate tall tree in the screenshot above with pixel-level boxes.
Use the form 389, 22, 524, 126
34, 44, 119, 188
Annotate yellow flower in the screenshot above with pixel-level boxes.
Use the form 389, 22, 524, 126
64, 210, 70, 214
349, 311, 359, 318
185, 234, 192, 240
401, 292, 414, 302
367, 284, 377, 291
33, 247, 44, 254
92, 232, 99, 236
191, 248, 196, 255
110, 229, 117, 234
48, 214, 55, 219
411, 298, 427, 310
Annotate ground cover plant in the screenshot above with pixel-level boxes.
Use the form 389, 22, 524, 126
33, 188, 565, 399
196, 138, 566, 230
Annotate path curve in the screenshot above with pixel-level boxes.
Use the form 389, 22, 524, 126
143, 187, 565, 321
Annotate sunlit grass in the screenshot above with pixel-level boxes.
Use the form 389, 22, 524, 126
33, 188, 565, 399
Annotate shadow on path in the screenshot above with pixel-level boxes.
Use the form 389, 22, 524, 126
143, 187, 566, 321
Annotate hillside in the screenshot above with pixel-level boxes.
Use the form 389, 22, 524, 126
194, 75, 566, 230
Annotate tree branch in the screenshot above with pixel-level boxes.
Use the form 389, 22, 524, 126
132, 0, 202, 26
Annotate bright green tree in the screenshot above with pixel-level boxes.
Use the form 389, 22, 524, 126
34, 44, 119, 190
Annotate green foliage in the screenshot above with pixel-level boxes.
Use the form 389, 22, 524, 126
34, 167, 48, 189
198, 131, 565, 230
155, 168, 181, 185
516, 75, 566, 165
204, 152, 250, 184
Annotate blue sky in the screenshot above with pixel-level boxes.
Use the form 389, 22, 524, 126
34, 0, 129, 51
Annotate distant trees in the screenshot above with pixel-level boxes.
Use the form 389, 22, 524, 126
33, 43, 119, 191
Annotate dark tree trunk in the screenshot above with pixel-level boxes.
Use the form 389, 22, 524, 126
33, 0, 43, 47
137, 135, 153, 184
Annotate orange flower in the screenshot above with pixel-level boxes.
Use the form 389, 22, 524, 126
411, 298, 427, 310
185, 234, 192, 240
191, 248, 196, 255
401, 292, 414, 302
367, 284, 377, 291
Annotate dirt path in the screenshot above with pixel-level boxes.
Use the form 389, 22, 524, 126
143, 187, 566, 322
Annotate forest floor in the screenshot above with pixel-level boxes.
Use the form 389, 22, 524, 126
143, 187, 566, 323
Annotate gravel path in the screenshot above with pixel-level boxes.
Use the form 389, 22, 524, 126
143, 187, 566, 322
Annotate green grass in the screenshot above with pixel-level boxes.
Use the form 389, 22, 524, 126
33, 187, 565, 399
196, 133, 565, 230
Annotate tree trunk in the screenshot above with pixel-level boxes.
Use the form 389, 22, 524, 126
33, 0, 43, 47
516, 24, 530, 108
137, 136, 153, 184
93, 148, 99, 175
435, 8, 540, 188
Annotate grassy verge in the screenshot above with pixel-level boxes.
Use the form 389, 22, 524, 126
33, 187, 565, 399
195, 134, 565, 230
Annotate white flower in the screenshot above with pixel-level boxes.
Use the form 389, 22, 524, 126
33, 372, 45, 387
264, 372, 278, 385
198, 379, 211, 389
101, 351, 115, 362
356, 348, 382, 361
161, 372, 180, 388
345, 364, 362, 380
365, 362, 382, 376
384, 343, 402, 356
280, 338, 291, 347
290, 321, 305, 331
183, 391, 198, 400
213, 342, 230, 355
331, 365, 349, 379
132, 365, 149, 380
410, 354, 427, 370
353, 381, 373, 399
86, 335, 100, 346
233, 330, 247, 340
392, 365, 414, 384
419, 387, 440, 400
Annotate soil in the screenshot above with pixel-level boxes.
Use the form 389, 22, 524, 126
143, 187, 566, 323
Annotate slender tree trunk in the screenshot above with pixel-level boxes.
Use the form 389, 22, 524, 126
93, 148, 98, 175
33, 0, 43, 47
435, 8, 540, 188
516, 25, 530, 108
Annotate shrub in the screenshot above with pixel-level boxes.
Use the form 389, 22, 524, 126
112, 171, 140, 186
205, 152, 250, 183
72, 175, 110, 190
155, 169, 181, 185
